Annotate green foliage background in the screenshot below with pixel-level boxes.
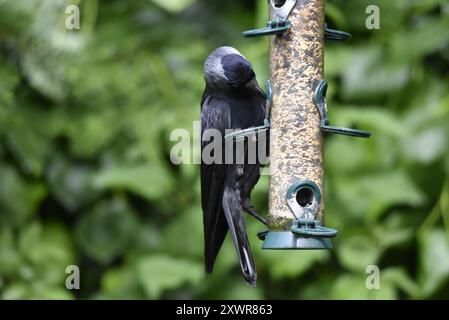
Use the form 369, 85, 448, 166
0, 0, 449, 299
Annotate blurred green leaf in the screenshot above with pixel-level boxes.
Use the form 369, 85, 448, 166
341, 47, 410, 100
164, 207, 203, 259
3, 105, 57, 176
150, 0, 195, 13
330, 274, 396, 300
418, 229, 449, 297
21, 50, 68, 101
259, 250, 329, 280
47, 156, 97, 211
0, 226, 22, 278
338, 236, 381, 273
18, 222, 75, 286
92, 165, 172, 200
335, 170, 426, 220
0, 63, 20, 106
382, 267, 418, 297
0, 165, 46, 227
101, 265, 143, 299
136, 255, 203, 298
325, 2, 347, 27
1, 282, 29, 300
373, 213, 414, 249
75, 199, 138, 264
391, 16, 449, 62
402, 128, 447, 164
216, 279, 263, 300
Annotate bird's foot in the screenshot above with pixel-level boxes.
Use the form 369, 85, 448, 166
257, 230, 268, 241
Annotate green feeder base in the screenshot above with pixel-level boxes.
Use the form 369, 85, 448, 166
262, 231, 333, 250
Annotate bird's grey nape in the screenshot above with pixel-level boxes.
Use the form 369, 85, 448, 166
204, 46, 244, 85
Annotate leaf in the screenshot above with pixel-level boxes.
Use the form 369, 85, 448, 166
324, 2, 348, 28
1, 282, 29, 300
163, 207, 203, 259
390, 16, 449, 62
2, 282, 74, 300
65, 110, 123, 158
18, 222, 75, 286
325, 108, 405, 172
382, 267, 419, 297
341, 46, 411, 100
402, 128, 447, 164
0, 0, 37, 35
0, 165, 46, 227
330, 274, 396, 300
31, 287, 74, 300
338, 236, 381, 273
0, 63, 20, 106
21, 50, 68, 101
332, 107, 404, 139
418, 228, 449, 297
47, 156, 98, 211
216, 279, 263, 300
75, 199, 138, 264
325, 137, 379, 174
259, 250, 329, 280
335, 170, 426, 220
150, 0, 196, 13
136, 255, 203, 298
4, 106, 56, 176
92, 165, 172, 200
19, 0, 89, 101
0, 226, 22, 278
101, 265, 143, 299
373, 213, 414, 249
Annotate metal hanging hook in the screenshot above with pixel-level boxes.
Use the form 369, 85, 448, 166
314, 80, 372, 138
242, 0, 296, 38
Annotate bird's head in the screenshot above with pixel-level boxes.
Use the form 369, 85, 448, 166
204, 46, 258, 92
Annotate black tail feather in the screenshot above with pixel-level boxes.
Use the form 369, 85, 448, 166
222, 187, 257, 286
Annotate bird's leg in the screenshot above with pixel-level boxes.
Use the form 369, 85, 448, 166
244, 206, 268, 226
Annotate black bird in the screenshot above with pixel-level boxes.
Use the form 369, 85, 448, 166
200, 46, 268, 286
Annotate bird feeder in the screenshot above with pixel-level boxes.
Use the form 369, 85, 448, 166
243, 0, 370, 249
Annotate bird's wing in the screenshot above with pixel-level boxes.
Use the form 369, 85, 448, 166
200, 93, 230, 274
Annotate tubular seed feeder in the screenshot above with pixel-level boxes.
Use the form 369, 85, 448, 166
243, 0, 371, 250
